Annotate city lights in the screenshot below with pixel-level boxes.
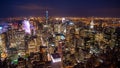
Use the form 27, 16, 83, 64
0, 0, 120, 67
0, 17, 120, 68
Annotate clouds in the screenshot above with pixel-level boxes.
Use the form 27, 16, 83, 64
17, 4, 45, 10
16, 4, 53, 11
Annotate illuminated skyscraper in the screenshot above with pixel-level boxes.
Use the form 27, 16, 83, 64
46, 11, 48, 24
22, 19, 31, 34
90, 19, 94, 29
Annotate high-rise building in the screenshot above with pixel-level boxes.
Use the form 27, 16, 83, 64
46, 11, 49, 24
0, 33, 6, 53
7, 27, 25, 55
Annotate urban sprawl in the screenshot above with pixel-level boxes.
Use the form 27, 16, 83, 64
0, 16, 120, 68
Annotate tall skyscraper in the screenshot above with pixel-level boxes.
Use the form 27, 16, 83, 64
46, 11, 49, 24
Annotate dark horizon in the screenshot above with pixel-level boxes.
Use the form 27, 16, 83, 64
0, 0, 120, 18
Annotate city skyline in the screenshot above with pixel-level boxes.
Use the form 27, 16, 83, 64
0, 0, 120, 18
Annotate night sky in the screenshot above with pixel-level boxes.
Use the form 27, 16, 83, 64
0, 0, 120, 18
